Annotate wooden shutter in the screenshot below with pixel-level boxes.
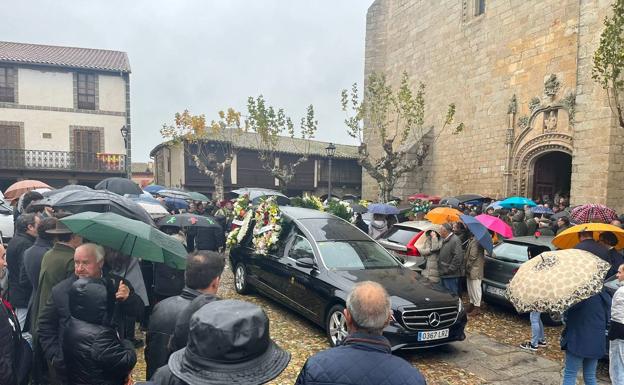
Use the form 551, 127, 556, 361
73, 129, 101, 170
0, 125, 20, 149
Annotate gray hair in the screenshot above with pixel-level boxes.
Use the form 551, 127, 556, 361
346, 281, 391, 335
78, 243, 105, 262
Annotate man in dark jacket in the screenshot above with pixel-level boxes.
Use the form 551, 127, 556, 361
38, 243, 143, 384
194, 223, 225, 252
20, 217, 56, 314
145, 250, 224, 379
438, 223, 464, 296
575, 231, 610, 262
599, 231, 624, 277
6, 213, 40, 336
295, 281, 426, 385
63, 278, 136, 385
511, 211, 528, 237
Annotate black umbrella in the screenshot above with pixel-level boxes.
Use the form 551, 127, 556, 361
157, 214, 221, 228
454, 194, 486, 203
440, 197, 461, 208
33, 189, 153, 225
95, 177, 142, 196
551, 210, 570, 220
42, 184, 92, 197
351, 204, 368, 214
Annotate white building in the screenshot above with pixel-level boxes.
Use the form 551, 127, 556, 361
0, 41, 131, 189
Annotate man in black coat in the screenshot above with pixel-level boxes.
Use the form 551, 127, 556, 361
63, 278, 136, 385
194, 223, 225, 252
145, 250, 224, 379
599, 231, 624, 277
6, 213, 40, 337
20, 217, 56, 316
575, 231, 610, 262
38, 243, 143, 384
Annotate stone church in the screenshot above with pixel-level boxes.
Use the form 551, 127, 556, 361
364, 0, 624, 210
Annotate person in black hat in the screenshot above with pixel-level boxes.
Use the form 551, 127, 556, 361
294, 281, 426, 385
63, 278, 136, 385
152, 299, 290, 385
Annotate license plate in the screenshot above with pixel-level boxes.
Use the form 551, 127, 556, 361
418, 329, 449, 341
485, 285, 506, 297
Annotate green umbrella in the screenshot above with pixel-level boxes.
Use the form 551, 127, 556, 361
60, 211, 187, 270
188, 191, 209, 201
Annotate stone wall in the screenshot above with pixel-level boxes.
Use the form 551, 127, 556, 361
364, 0, 622, 209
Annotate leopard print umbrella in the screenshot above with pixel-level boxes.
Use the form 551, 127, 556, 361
506, 249, 610, 314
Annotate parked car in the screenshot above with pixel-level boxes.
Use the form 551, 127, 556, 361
229, 206, 467, 350
377, 221, 432, 269
482, 235, 561, 324
0, 200, 13, 243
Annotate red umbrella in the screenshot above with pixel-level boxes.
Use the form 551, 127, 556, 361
570, 204, 618, 224
475, 214, 513, 238
408, 193, 441, 204
4, 180, 51, 202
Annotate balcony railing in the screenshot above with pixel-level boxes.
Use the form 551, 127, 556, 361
0, 149, 126, 173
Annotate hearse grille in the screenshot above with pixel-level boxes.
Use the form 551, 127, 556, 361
400, 305, 458, 331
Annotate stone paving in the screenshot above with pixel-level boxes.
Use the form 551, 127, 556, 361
403, 332, 610, 385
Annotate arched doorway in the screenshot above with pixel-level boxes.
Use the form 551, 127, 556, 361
531, 151, 571, 202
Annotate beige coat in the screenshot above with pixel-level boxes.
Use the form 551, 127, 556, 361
465, 237, 485, 280
416, 227, 442, 283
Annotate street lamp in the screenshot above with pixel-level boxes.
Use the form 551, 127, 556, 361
325, 142, 336, 202
120, 125, 129, 177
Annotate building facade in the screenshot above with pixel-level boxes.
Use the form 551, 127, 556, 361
364, 0, 624, 209
0, 41, 131, 190
150, 132, 362, 199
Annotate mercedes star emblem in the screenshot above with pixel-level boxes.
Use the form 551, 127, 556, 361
428, 312, 441, 327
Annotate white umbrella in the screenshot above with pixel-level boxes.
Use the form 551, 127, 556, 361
137, 201, 169, 218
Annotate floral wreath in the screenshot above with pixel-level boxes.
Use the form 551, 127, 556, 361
326, 200, 354, 221
252, 196, 282, 255
226, 194, 252, 248
291, 194, 324, 211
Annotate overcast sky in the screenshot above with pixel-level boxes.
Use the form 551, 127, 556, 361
2, 1, 369, 161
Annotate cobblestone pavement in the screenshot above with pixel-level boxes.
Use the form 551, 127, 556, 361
132, 264, 611, 384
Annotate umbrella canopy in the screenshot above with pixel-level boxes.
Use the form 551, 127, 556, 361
4, 180, 52, 201
552, 223, 624, 249
499, 196, 537, 209
474, 214, 514, 238
157, 214, 220, 228
570, 203, 618, 224
552, 210, 570, 220
60, 212, 187, 269
531, 206, 554, 215
158, 189, 192, 200
136, 200, 169, 218
424, 207, 462, 224
460, 214, 493, 254
408, 193, 441, 204
439, 197, 460, 208
454, 194, 486, 203
367, 203, 401, 215
188, 192, 209, 202
487, 200, 503, 210
506, 249, 610, 313
95, 177, 142, 196
43, 184, 92, 197
350, 204, 368, 214
164, 197, 189, 211
33, 189, 154, 225
144, 185, 166, 194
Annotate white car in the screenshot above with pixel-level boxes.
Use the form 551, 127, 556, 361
0, 200, 14, 243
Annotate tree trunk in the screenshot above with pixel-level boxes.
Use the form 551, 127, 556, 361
213, 172, 225, 202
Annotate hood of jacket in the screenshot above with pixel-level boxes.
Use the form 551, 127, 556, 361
69, 277, 110, 326
370, 220, 387, 231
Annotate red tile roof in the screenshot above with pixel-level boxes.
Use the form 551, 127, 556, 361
0, 41, 130, 73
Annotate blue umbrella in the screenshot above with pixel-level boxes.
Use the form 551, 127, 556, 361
144, 184, 166, 194
531, 206, 554, 215
499, 196, 537, 209
164, 197, 189, 211
460, 214, 493, 254
367, 203, 401, 215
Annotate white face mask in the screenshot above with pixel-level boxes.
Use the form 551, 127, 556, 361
372, 219, 386, 226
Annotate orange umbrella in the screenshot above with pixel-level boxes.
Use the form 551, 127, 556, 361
553, 223, 624, 249
424, 207, 462, 224
4, 180, 51, 202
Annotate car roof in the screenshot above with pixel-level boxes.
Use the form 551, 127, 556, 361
280, 206, 337, 220
502, 235, 555, 248
392, 220, 431, 230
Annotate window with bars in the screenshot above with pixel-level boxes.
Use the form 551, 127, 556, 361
77, 72, 96, 110
0, 67, 15, 103
0, 124, 20, 149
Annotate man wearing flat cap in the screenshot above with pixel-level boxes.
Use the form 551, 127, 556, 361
152, 299, 290, 385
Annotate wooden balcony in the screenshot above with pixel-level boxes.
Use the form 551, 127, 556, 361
0, 149, 126, 173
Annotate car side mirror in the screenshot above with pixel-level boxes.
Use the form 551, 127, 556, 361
295, 257, 316, 269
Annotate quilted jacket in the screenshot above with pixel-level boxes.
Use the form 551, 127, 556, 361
295, 333, 427, 385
